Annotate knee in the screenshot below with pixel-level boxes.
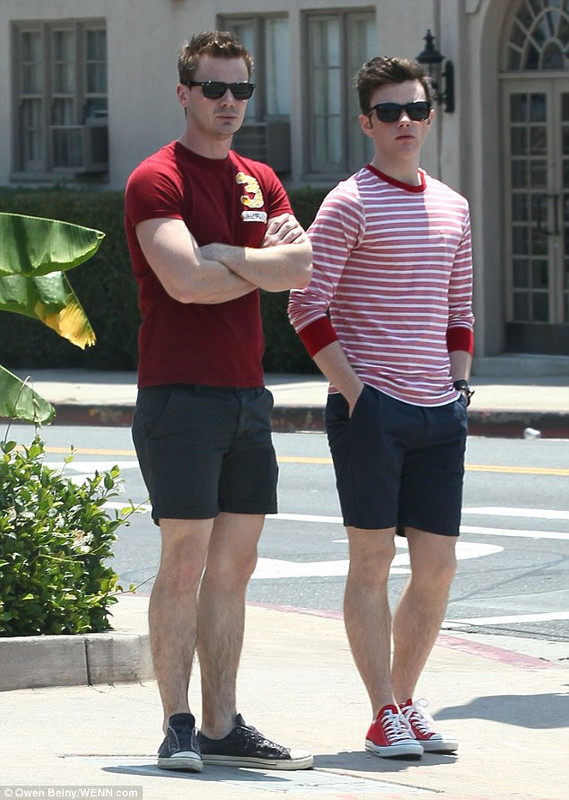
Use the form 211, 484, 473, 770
413, 551, 457, 596
205, 548, 258, 589
348, 534, 396, 587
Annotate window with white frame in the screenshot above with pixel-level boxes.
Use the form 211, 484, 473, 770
218, 14, 291, 173
13, 21, 108, 177
306, 9, 376, 175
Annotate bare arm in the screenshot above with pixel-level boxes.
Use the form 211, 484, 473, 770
135, 217, 257, 304
201, 214, 313, 292
449, 349, 472, 383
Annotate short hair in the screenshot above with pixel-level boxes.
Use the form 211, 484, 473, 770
355, 56, 433, 114
178, 30, 254, 85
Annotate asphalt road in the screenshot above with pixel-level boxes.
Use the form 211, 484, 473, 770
8, 424, 569, 647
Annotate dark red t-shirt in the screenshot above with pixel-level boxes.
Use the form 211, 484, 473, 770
125, 141, 292, 387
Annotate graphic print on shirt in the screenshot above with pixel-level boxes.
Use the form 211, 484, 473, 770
236, 171, 268, 223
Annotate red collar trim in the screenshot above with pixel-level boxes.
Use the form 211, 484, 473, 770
365, 164, 426, 193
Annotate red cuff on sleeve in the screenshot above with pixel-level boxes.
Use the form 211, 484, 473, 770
298, 316, 339, 357
447, 326, 474, 355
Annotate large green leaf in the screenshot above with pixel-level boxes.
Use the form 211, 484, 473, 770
0, 213, 104, 277
0, 366, 55, 425
0, 272, 95, 348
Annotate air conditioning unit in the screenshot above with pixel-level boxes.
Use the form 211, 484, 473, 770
50, 122, 109, 173
232, 119, 291, 174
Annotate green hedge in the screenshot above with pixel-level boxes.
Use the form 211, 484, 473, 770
0, 438, 133, 635
0, 185, 331, 375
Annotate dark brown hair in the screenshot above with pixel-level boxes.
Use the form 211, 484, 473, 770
178, 30, 253, 85
355, 56, 433, 114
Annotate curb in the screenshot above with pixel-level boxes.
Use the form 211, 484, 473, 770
0, 631, 153, 691
467, 409, 569, 439
44, 403, 569, 438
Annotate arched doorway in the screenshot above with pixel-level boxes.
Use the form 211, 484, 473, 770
501, 0, 569, 354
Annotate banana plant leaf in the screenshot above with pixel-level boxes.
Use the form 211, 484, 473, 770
0, 272, 96, 348
0, 212, 104, 277
0, 366, 55, 425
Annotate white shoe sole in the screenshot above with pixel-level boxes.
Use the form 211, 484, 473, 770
419, 737, 458, 754
201, 751, 314, 770
365, 739, 424, 759
157, 752, 203, 772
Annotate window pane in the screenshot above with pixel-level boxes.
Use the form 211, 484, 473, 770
513, 259, 529, 287
265, 18, 290, 115
531, 230, 548, 255
512, 225, 529, 254
86, 30, 107, 94
512, 193, 528, 221
21, 31, 43, 94
53, 30, 74, 94
532, 260, 549, 288
513, 292, 530, 321
511, 159, 528, 188
52, 98, 74, 125
529, 126, 546, 156
327, 117, 342, 164
530, 161, 547, 188
532, 292, 549, 321
530, 93, 546, 122
22, 99, 43, 163
510, 94, 527, 122
511, 127, 527, 155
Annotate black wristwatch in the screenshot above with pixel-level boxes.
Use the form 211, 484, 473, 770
453, 379, 474, 406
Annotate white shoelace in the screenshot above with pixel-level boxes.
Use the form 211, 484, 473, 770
381, 708, 415, 743
401, 699, 437, 737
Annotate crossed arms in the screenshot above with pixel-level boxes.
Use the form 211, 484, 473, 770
135, 213, 312, 305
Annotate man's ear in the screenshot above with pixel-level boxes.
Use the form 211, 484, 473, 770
177, 83, 190, 109
360, 113, 374, 138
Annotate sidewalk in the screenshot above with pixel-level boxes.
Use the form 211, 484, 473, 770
10, 366, 569, 437
1, 595, 567, 800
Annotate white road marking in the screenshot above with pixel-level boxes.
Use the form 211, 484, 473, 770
460, 525, 569, 541
251, 542, 502, 579
446, 612, 569, 626
463, 507, 569, 520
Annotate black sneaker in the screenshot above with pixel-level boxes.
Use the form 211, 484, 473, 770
157, 712, 203, 772
197, 714, 313, 770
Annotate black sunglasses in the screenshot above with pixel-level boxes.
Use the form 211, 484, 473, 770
188, 81, 256, 100
368, 101, 431, 123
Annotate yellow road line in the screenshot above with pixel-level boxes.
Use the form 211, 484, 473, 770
466, 464, 569, 476
29, 447, 569, 476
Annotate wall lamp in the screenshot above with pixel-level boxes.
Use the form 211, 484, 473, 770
416, 29, 455, 113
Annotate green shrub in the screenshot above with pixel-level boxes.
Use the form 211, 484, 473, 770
0, 185, 331, 374
0, 437, 134, 636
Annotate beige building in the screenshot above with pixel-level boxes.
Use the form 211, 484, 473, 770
1, 0, 568, 372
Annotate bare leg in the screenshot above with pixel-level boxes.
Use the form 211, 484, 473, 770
391, 529, 457, 703
197, 512, 265, 738
343, 526, 397, 715
148, 518, 212, 731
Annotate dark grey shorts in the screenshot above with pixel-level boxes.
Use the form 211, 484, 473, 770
132, 384, 278, 522
325, 385, 468, 536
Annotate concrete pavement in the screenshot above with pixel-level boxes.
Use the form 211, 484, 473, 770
1, 363, 568, 799
9, 360, 569, 437
1, 595, 568, 800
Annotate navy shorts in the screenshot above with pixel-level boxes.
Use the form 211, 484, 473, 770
325, 385, 468, 536
132, 384, 278, 522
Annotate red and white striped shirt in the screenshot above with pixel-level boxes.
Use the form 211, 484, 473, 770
288, 165, 475, 407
